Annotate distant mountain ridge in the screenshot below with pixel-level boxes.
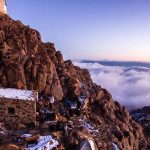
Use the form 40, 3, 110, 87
81, 60, 150, 68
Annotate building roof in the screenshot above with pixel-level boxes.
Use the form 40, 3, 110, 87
0, 88, 38, 101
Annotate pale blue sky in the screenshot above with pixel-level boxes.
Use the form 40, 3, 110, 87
7, 0, 150, 61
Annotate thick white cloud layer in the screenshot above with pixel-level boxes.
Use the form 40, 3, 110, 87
74, 61, 150, 110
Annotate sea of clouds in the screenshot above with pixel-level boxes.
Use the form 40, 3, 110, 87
73, 61, 150, 110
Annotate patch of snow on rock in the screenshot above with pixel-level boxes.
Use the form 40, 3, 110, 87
112, 142, 120, 150
21, 134, 32, 138
0, 88, 37, 101
25, 135, 59, 150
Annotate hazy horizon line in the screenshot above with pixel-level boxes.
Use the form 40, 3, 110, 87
72, 59, 150, 64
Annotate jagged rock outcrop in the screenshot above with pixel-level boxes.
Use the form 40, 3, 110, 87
0, 16, 63, 100
0, 14, 149, 149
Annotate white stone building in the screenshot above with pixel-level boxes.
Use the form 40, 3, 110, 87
0, 0, 7, 14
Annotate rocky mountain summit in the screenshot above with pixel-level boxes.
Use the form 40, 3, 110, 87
0, 15, 149, 149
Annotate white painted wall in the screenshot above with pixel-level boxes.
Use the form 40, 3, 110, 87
0, 0, 7, 14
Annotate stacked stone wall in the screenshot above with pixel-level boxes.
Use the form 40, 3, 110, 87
0, 98, 36, 128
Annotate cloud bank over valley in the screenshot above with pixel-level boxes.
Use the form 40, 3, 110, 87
74, 61, 150, 110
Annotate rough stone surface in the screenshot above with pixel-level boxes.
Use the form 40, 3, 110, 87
0, 96, 37, 129
0, 15, 149, 149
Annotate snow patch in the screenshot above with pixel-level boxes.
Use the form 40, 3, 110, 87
25, 135, 59, 150
0, 88, 37, 101
112, 143, 120, 150
21, 134, 32, 138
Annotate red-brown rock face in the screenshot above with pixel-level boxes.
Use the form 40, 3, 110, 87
0, 15, 149, 149
0, 16, 64, 100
